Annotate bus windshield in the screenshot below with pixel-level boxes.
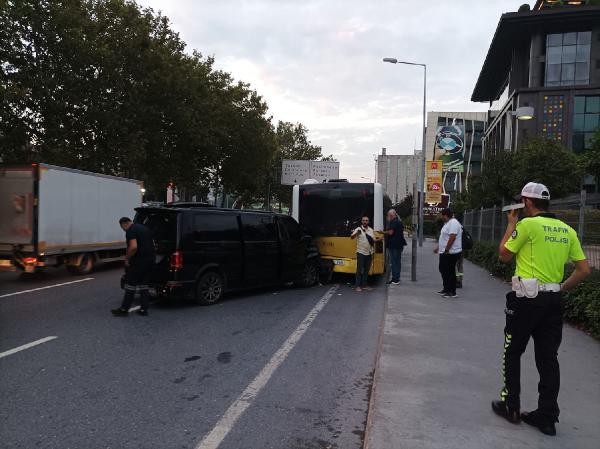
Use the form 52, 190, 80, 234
299, 184, 374, 237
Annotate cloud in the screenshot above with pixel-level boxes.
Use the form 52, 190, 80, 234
137, 0, 524, 181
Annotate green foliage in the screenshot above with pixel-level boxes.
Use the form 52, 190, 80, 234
423, 219, 443, 238
464, 241, 515, 280
467, 149, 515, 207
0, 0, 313, 203
466, 138, 585, 208
393, 194, 413, 219
264, 121, 327, 209
563, 268, 600, 339
581, 128, 600, 182
512, 138, 583, 200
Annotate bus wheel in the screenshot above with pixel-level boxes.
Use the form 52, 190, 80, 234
194, 271, 224, 305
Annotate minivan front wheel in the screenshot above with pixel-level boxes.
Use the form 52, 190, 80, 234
296, 260, 318, 288
194, 271, 224, 305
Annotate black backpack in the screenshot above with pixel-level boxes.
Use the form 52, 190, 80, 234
462, 226, 473, 251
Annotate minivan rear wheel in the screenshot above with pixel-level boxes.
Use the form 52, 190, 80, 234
194, 271, 224, 305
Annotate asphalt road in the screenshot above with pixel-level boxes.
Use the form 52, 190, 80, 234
0, 265, 386, 449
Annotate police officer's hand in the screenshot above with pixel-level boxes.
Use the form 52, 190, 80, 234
124, 259, 130, 267
507, 209, 519, 226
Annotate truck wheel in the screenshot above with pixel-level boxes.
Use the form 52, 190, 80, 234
68, 253, 95, 275
194, 271, 224, 305
296, 260, 318, 288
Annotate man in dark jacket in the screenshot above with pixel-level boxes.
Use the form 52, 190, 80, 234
111, 217, 156, 317
384, 209, 407, 284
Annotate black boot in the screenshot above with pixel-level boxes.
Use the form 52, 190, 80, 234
111, 308, 128, 317
491, 400, 520, 424
521, 411, 556, 436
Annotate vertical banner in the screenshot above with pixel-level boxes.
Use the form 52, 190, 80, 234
435, 125, 465, 172
425, 160, 443, 204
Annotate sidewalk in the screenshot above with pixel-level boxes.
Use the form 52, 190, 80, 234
366, 240, 600, 449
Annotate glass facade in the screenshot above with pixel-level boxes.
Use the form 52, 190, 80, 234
545, 31, 591, 87
573, 96, 600, 153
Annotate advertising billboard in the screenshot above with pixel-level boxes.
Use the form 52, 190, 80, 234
435, 125, 465, 173
425, 160, 443, 204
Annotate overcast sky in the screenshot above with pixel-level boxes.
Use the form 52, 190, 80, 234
136, 0, 525, 181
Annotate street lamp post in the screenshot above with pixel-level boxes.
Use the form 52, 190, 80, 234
383, 58, 427, 247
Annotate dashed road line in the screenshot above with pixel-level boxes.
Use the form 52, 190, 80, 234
195, 284, 340, 449
0, 278, 94, 299
0, 336, 58, 359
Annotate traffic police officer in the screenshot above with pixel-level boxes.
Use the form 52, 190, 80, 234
491, 182, 591, 436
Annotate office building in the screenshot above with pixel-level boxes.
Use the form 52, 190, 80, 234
471, 0, 600, 192
425, 111, 487, 194
376, 148, 419, 204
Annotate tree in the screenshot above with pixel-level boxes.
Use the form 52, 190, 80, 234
511, 138, 583, 199
0, 0, 308, 203
582, 127, 600, 183
264, 121, 327, 209
467, 149, 515, 207
393, 194, 413, 219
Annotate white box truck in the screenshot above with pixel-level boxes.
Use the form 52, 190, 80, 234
0, 163, 143, 274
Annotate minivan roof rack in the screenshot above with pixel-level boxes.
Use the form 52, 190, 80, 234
164, 202, 215, 208
325, 179, 349, 183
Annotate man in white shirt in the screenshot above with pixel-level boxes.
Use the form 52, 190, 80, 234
351, 215, 377, 292
434, 208, 463, 298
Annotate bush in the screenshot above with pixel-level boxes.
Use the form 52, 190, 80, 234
563, 268, 600, 339
466, 241, 600, 339
464, 241, 515, 280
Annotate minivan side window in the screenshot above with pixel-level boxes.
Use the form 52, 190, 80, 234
280, 216, 301, 241
193, 213, 240, 242
242, 214, 278, 242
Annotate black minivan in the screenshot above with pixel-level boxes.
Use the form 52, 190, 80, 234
133, 204, 320, 305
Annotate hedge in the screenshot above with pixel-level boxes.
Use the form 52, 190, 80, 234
465, 241, 600, 339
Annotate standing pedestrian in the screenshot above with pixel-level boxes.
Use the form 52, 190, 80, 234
351, 215, 377, 292
111, 217, 156, 317
434, 208, 462, 299
491, 182, 590, 436
384, 209, 407, 285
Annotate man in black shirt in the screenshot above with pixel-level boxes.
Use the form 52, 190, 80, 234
111, 217, 156, 317
384, 209, 407, 284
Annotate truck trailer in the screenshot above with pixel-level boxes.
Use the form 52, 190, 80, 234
0, 163, 143, 274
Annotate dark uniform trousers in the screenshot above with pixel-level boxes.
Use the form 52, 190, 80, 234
121, 257, 155, 311
501, 291, 563, 423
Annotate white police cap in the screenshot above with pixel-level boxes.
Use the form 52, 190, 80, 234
520, 182, 550, 200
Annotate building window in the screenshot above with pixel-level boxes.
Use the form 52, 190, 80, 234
542, 95, 565, 141
545, 31, 591, 87
573, 96, 600, 153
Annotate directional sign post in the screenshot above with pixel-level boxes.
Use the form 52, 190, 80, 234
280, 160, 339, 185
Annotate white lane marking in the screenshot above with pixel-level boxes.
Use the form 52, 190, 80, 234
195, 284, 340, 449
0, 278, 94, 299
0, 336, 58, 359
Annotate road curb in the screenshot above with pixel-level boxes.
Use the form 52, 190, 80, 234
362, 282, 390, 449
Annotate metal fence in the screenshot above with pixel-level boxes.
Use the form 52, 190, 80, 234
463, 192, 600, 269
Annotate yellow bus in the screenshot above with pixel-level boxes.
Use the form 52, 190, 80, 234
292, 181, 391, 280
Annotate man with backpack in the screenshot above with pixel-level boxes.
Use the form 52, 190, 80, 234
434, 208, 462, 299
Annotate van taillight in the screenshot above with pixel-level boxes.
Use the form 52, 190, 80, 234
170, 251, 183, 270
23, 257, 37, 265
